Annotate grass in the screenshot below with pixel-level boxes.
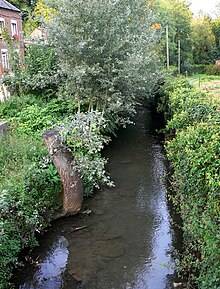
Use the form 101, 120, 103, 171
188, 74, 220, 104
189, 74, 220, 81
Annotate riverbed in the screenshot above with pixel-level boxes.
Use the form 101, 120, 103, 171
14, 108, 180, 289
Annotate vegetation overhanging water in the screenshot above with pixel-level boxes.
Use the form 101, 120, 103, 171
13, 108, 182, 289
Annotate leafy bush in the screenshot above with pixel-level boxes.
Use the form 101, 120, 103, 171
185, 64, 206, 75
3, 43, 61, 98
0, 133, 61, 288
0, 96, 77, 138
158, 77, 220, 288
0, 94, 42, 119
47, 0, 162, 118
205, 64, 220, 76
0, 98, 115, 287
166, 66, 179, 76
58, 111, 114, 195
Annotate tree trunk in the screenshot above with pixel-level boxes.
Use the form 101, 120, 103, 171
43, 130, 83, 217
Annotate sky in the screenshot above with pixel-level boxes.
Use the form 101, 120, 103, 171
189, 0, 219, 16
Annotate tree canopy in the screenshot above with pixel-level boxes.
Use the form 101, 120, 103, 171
46, 0, 162, 119
10, 0, 36, 10
191, 15, 215, 64
154, 0, 193, 69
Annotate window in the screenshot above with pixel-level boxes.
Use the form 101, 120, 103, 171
1, 49, 9, 70
0, 18, 5, 37
0, 17, 5, 29
11, 20, 18, 36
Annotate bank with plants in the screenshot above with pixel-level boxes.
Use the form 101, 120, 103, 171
0, 1, 162, 288
158, 77, 220, 288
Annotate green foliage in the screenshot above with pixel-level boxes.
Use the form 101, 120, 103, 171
0, 95, 115, 286
159, 77, 220, 288
211, 17, 220, 59
3, 43, 60, 98
189, 73, 220, 82
205, 64, 220, 76
0, 96, 77, 138
58, 111, 114, 196
186, 64, 206, 75
154, 1, 220, 70
166, 66, 179, 75
191, 15, 216, 65
47, 0, 162, 119
9, 0, 37, 11
23, 0, 56, 36
13, 104, 56, 135
0, 93, 78, 287
154, 0, 193, 70
0, 133, 62, 288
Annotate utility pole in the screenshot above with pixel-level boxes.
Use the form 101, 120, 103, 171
178, 40, 181, 74
166, 25, 169, 69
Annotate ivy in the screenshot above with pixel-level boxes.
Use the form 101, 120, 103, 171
159, 77, 220, 288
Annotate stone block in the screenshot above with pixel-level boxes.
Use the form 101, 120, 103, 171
0, 121, 8, 138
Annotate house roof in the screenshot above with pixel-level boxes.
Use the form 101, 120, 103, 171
0, 0, 21, 12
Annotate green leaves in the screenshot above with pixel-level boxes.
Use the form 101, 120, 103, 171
159, 77, 220, 288
58, 111, 114, 196
0, 133, 61, 288
47, 0, 162, 118
3, 43, 60, 98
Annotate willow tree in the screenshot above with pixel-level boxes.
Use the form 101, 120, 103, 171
46, 0, 162, 121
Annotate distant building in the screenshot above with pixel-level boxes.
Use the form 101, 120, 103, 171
25, 27, 48, 44
0, 0, 24, 75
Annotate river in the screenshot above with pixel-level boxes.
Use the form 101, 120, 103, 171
14, 108, 181, 289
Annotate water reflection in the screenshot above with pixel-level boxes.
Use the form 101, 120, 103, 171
14, 109, 178, 289
19, 236, 69, 289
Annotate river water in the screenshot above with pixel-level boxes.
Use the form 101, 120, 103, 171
14, 108, 180, 289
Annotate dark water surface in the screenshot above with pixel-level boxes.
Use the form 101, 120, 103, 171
14, 109, 179, 289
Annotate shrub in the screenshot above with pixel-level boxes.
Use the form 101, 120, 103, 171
58, 111, 114, 196
0, 96, 77, 138
47, 0, 162, 119
186, 64, 206, 75
205, 64, 220, 76
3, 43, 61, 98
166, 66, 179, 76
159, 78, 220, 288
0, 133, 61, 288
0, 97, 116, 286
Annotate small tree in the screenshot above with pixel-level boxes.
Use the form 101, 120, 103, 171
3, 42, 60, 98
211, 17, 220, 59
191, 14, 215, 64
47, 0, 162, 120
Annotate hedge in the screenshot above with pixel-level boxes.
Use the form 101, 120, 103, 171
158, 78, 220, 288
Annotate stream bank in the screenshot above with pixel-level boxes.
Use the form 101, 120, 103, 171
13, 108, 182, 289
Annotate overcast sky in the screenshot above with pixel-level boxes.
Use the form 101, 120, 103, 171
189, 0, 219, 16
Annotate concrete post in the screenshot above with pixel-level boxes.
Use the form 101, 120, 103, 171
0, 121, 8, 138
